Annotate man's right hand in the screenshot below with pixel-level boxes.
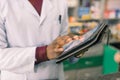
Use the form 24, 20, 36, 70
46, 34, 86, 60
47, 35, 73, 59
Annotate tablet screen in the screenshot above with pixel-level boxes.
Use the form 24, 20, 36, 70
63, 24, 99, 52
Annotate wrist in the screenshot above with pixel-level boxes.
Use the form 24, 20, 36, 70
46, 45, 53, 59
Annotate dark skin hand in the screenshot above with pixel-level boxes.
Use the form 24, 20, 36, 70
47, 35, 72, 59
47, 34, 85, 59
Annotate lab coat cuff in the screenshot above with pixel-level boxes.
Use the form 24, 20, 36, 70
35, 45, 49, 64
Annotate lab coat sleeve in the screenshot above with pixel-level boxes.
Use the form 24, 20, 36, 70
0, 13, 36, 74
60, 0, 69, 36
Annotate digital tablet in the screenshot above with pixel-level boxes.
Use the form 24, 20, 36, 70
56, 22, 108, 63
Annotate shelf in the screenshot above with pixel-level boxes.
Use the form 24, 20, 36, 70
69, 22, 83, 27
77, 18, 120, 23
77, 19, 100, 22
105, 19, 120, 24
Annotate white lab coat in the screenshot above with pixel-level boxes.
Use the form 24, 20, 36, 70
0, 0, 68, 80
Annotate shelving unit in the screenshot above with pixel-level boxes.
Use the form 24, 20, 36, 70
68, 0, 120, 21
65, 1, 120, 80
67, 0, 120, 43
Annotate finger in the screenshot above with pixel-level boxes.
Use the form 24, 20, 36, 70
73, 35, 79, 40
79, 36, 84, 42
58, 40, 66, 47
62, 36, 73, 44
56, 37, 66, 43
55, 52, 63, 56
55, 36, 63, 42
57, 37, 73, 46
65, 38, 73, 43
58, 36, 70, 43
54, 48, 64, 53
62, 36, 70, 40
55, 44, 61, 48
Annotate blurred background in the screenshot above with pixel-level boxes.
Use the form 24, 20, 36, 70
64, 0, 120, 80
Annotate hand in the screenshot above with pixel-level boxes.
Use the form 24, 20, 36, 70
47, 35, 73, 59
47, 34, 86, 59
114, 52, 120, 63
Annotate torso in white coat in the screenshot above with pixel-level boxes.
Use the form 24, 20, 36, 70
0, 0, 68, 80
